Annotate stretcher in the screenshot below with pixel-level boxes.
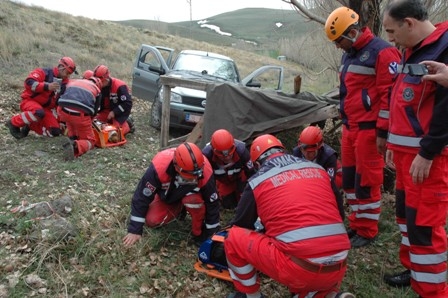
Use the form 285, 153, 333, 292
92, 120, 127, 148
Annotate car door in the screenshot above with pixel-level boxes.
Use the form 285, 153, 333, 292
241, 65, 284, 91
131, 45, 174, 101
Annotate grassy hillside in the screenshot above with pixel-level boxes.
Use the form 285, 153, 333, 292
118, 8, 311, 51
0, 1, 417, 298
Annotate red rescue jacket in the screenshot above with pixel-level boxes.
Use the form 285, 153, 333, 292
388, 22, 448, 160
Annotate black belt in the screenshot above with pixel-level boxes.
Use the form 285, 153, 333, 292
290, 257, 347, 273
62, 107, 82, 116
358, 121, 376, 130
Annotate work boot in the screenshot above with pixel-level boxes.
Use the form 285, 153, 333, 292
383, 269, 411, 288
350, 234, 375, 248
62, 137, 75, 161
21, 125, 30, 137
227, 292, 265, 298
5, 120, 23, 139
126, 116, 135, 133
346, 228, 357, 239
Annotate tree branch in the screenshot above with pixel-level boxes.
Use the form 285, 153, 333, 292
288, 0, 327, 25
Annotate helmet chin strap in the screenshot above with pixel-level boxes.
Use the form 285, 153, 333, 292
348, 29, 360, 43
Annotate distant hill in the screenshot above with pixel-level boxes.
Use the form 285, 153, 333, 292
117, 8, 311, 50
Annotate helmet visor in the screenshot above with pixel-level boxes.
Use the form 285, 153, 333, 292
214, 145, 235, 158
174, 164, 204, 179
300, 144, 319, 152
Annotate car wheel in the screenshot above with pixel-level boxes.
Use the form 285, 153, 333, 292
150, 98, 162, 130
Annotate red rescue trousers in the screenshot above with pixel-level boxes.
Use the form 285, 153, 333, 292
341, 127, 383, 238
393, 151, 448, 298
224, 226, 347, 297
57, 107, 95, 157
145, 193, 205, 236
11, 100, 59, 136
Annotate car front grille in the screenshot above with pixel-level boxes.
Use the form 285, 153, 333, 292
182, 95, 205, 108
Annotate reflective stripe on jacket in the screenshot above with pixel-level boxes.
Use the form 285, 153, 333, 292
388, 22, 448, 159
232, 153, 350, 258
339, 27, 401, 133
58, 79, 101, 115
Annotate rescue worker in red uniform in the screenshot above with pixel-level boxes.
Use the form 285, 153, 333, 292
5, 57, 77, 139
202, 129, 254, 209
57, 77, 102, 160
382, 1, 448, 296
92, 65, 135, 135
123, 142, 220, 248
224, 134, 352, 298
325, 7, 402, 248
292, 125, 342, 189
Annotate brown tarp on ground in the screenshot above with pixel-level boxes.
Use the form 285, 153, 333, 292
200, 83, 339, 147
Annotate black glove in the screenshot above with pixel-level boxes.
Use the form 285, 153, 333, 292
191, 226, 221, 247
204, 226, 221, 238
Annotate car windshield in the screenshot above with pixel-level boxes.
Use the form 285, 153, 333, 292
173, 53, 238, 82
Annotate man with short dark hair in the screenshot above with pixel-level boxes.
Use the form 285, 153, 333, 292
382, 0, 448, 295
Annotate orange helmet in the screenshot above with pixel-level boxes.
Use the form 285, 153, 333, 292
174, 142, 205, 179
58, 57, 77, 74
298, 126, 323, 152
88, 76, 103, 89
325, 7, 359, 41
82, 70, 94, 79
250, 134, 284, 163
93, 65, 110, 79
211, 129, 236, 158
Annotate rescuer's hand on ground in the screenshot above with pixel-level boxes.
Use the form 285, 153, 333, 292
123, 233, 141, 248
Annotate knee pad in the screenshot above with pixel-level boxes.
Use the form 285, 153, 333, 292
221, 193, 238, 210
49, 127, 62, 137
34, 109, 45, 119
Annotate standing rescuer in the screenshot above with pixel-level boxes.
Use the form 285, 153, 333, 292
224, 134, 352, 298
6, 57, 77, 139
324, 7, 402, 248
382, 0, 448, 295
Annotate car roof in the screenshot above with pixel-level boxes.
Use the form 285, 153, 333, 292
179, 50, 234, 61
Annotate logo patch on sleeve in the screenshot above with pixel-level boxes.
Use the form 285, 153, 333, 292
143, 182, 156, 197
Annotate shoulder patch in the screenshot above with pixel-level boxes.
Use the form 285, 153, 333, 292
143, 182, 156, 197
389, 61, 398, 75
359, 51, 370, 62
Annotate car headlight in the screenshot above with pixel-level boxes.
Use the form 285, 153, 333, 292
158, 88, 182, 103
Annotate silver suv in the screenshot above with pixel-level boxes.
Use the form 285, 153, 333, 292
131, 44, 284, 130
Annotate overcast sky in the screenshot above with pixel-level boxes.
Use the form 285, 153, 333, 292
12, 0, 295, 23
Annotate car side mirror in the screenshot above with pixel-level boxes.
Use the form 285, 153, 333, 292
246, 79, 261, 88
149, 65, 166, 75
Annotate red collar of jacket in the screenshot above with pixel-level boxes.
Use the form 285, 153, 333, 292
405, 21, 448, 59
352, 27, 374, 51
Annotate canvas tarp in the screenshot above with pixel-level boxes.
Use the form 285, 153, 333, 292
200, 83, 339, 147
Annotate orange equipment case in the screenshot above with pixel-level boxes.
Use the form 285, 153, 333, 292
92, 120, 127, 148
